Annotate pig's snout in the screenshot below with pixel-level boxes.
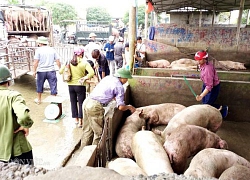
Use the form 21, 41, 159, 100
219, 140, 228, 149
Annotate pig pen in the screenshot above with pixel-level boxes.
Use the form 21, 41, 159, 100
103, 67, 250, 178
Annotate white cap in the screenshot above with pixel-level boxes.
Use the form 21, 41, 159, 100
109, 36, 115, 42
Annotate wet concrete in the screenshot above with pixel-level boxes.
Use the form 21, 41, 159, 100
10, 73, 84, 170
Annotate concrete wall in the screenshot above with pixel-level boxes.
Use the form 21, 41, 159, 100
128, 74, 250, 122
151, 23, 250, 52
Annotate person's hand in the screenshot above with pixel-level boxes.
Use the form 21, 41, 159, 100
196, 95, 203, 101
110, 49, 113, 52
14, 126, 29, 136
33, 72, 36, 78
127, 105, 136, 113
78, 77, 88, 85
106, 48, 109, 51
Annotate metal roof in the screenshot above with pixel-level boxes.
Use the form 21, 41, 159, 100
150, 0, 250, 13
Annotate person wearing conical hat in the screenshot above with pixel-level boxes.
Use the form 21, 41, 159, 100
0, 64, 34, 165
82, 68, 135, 146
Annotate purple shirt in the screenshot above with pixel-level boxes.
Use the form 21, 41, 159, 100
200, 62, 220, 91
90, 75, 125, 107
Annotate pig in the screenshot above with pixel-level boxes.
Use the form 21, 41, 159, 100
184, 148, 250, 179
168, 58, 198, 70
107, 158, 147, 176
147, 59, 170, 68
137, 103, 186, 130
163, 124, 228, 174
218, 60, 247, 70
212, 59, 247, 70
115, 109, 146, 158
158, 104, 223, 139
131, 130, 174, 176
115, 103, 186, 158
219, 165, 250, 180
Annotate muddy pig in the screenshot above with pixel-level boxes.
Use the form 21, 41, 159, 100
147, 60, 170, 68
158, 104, 222, 139
163, 124, 228, 174
219, 164, 250, 180
184, 148, 250, 179
115, 109, 146, 158
137, 103, 186, 130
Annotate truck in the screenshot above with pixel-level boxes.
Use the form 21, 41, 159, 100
0, 4, 53, 45
0, 4, 53, 79
61, 20, 112, 45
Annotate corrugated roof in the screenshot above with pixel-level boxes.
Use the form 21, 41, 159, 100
150, 0, 250, 13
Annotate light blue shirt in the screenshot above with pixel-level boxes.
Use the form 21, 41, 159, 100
90, 75, 125, 107
34, 46, 60, 72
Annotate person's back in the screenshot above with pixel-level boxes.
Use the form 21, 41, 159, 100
0, 64, 34, 164
35, 46, 59, 72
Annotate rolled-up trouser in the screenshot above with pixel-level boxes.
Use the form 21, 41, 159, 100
82, 97, 105, 146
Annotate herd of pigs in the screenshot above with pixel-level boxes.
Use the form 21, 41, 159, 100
147, 58, 247, 70
2, 7, 47, 32
106, 103, 250, 179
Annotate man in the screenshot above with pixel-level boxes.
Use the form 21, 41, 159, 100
104, 36, 116, 75
134, 36, 146, 67
114, 37, 125, 72
33, 36, 61, 104
82, 68, 136, 146
0, 64, 34, 165
84, 32, 101, 60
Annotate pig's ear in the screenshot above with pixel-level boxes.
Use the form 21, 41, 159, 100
139, 109, 144, 117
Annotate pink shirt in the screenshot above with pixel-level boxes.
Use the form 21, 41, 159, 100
199, 62, 220, 91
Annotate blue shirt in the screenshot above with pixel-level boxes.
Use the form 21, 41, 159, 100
90, 75, 125, 107
34, 46, 60, 72
103, 43, 115, 60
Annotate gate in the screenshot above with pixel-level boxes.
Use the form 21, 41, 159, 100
0, 42, 76, 80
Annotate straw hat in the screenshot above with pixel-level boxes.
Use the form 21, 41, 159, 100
36, 36, 49, 45
89, 33, 97, 38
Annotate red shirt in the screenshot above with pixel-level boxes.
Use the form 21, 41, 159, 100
199, 62, 220, 91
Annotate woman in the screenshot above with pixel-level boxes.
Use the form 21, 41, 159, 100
91, 49, 110, 79
194, 50, 228, 118
59, 47, 94, 128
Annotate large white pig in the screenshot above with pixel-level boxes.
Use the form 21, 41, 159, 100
219, 165, 250, 180
115, 103, 185, 158
107, 158, 147, 176
184, 148, 250, 179
115, 109, 146, 158
131, 130, 174, 176
147, 60, 171, 68
213, 60, 247, 70
163, 124, 228, 174
167, 58, 198, 70
137, 103, 186, 130
159, 104, 223, 139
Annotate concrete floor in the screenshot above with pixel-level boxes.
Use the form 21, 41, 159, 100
10, 73, 250, 171
11, 74, 84, 170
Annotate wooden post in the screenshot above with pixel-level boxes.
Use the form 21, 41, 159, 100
128, 1, 137, 73
236, 0, 245, 50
